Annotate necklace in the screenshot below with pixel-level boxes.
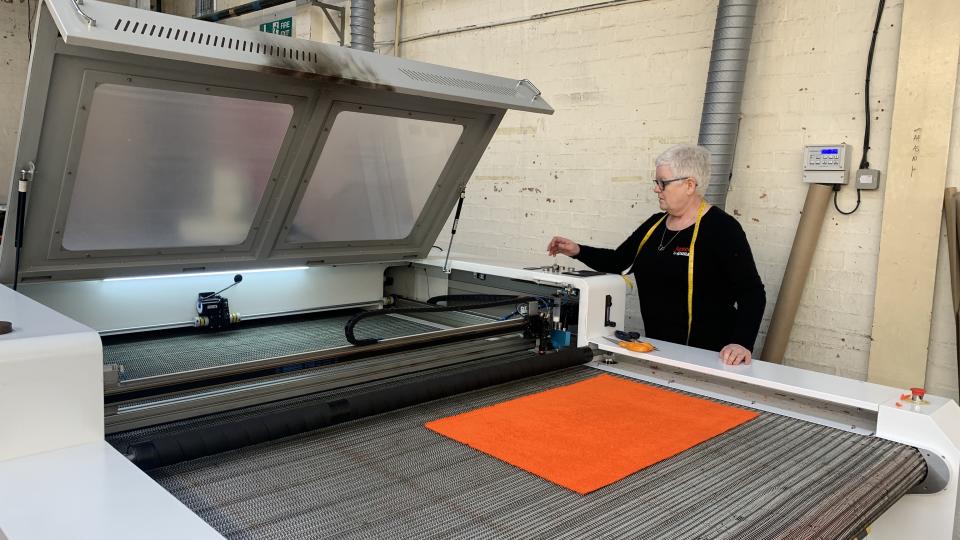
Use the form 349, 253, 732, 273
657, 224, 683, 251
629, 201, 707, 344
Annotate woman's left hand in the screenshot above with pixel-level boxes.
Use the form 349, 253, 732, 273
720, 344, 751, 365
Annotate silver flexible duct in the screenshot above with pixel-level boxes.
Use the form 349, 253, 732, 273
350, 0, 376, 52
698, 0, 758, 209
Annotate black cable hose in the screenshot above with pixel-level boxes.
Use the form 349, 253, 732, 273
126, 346, 595, 470
859, 0, 886, 171
345, 295, 538, 346
834, 186, 862, 216
426, 294, 523, 305
837, 0, 884, 217
26, 0, 33, 55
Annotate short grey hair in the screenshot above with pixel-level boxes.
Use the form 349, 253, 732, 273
655, 144, 711, 193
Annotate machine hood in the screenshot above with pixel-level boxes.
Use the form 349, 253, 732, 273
0, 0, 552, 283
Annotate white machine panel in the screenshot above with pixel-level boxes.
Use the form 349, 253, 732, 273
871, 399, 960, 539
593, 337, 903, 411
419, 256, 627, 347
0, 0, 553, 285
0, 441, 224, 540
0, 285, 102, 462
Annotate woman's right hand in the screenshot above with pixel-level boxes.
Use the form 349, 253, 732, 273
547, 236, 580, 257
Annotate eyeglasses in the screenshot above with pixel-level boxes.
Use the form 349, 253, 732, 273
653, 176, 692, 190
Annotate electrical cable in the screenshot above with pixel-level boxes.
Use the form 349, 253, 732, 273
834, 185, 861, 215
837, 0, 885, 216
344, 295, 538, 346
374, 0, 651, 47
859, 0, 885, 172
560, 294, 571, 330
427, 294, 523, 305
26, 0, 32, 57
428, 293, 554, 324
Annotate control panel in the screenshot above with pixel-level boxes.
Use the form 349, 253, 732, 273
802, 144, 850, 184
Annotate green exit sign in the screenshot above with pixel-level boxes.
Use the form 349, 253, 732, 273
259, 17, 293, 36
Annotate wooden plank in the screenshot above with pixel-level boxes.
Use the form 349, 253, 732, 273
868, 0, 960, 387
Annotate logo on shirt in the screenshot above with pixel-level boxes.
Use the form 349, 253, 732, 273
673, 246, 690, 257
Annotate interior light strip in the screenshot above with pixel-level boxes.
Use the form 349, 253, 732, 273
103, 266, 309, 282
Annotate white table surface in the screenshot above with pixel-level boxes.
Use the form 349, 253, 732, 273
0, 441, 223, 540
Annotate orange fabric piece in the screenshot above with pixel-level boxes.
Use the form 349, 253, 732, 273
426, 374, 758, 495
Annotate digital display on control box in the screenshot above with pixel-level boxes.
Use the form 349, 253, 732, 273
820, 149, 839, 155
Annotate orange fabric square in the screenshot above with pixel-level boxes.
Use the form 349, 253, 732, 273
425, 374, 758, 495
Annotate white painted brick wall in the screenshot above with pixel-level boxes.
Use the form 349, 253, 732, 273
0, 0, 31, 205
0, 0, 955, 403
385, 0, 960, 401
0, 0, 129, 203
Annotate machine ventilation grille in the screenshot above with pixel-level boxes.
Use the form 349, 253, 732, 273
399, 68, 517, 97
112, 17, 321, 64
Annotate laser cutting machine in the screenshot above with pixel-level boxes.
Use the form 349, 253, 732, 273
0, 1, 958, 539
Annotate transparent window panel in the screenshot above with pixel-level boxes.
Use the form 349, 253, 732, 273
288, 111, 463, 243
62, 84, 293, 251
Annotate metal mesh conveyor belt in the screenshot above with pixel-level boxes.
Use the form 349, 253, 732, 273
112, 365, 926, 540
102, 313, 443, 380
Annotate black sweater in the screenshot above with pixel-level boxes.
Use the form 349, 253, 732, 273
575, 206, 766, 352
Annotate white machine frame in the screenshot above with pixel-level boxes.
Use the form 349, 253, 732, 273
0, 0, 957, 538
2, 259, 959, 539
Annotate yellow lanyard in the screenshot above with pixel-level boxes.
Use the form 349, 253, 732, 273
629, 200, 707, 344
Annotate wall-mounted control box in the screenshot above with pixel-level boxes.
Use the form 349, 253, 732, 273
855, 168, 881, 190
802, 144, 850, 184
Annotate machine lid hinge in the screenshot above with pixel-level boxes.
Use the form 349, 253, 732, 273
18, 162, 36, 193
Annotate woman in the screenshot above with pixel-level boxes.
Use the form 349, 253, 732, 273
548, 144, 765, 365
